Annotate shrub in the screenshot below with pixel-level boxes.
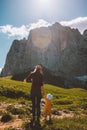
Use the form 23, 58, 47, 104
1, 113, 13, 122
22, 121, 30, 130
83, 110, 87, 115
7, 105, 25, 115
57, 100, 73, 105
52, 109, 62, 116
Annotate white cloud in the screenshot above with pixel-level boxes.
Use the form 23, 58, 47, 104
60, 17, 87, 34
0, 17, 87, 39
28, 19, 51, 30
0, 24, 29, 38
0, 19, 51, 39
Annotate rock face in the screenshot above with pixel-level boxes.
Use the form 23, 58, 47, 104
1, 23, 87, 87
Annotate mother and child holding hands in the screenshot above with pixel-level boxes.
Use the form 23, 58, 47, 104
24, 65, 53, 126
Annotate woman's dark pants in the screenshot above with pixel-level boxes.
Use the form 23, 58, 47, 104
31, 96, 41, 121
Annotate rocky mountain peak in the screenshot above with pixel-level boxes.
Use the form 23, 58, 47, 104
83, 29, 87, 41
1, 23, 87, 88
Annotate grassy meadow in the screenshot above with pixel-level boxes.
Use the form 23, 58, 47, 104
0, 77, 87, 130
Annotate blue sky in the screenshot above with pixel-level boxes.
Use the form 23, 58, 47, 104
0, 0, 87, 72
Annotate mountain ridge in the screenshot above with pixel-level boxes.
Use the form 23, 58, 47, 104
1, 22, 87, 88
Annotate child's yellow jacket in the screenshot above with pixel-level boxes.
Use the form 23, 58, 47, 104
45, 98, 51, 116
41, 86, 52, 116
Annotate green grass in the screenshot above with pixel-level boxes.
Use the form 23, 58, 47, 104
0, 77, 87, 111
0, 77, 87, 129
42, 116, 87, 130
0, 78, 31, 103
44, 84, 87, 111
23, 116, 87, 130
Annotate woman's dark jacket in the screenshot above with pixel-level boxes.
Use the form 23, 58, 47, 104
25, 70, 43, 98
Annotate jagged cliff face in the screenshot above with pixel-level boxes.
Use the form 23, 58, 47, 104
1, 39, 27, 76
1, 23, 87, 86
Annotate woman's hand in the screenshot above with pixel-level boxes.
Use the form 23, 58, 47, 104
24, 79, 27, 82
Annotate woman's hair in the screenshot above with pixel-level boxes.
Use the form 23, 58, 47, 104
33, 65, 43, 75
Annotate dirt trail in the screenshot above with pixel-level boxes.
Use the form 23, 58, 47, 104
0, 103, 75, 129
52, 111, 74, 119
0, 112, 74, 130
0, 119, 22, 130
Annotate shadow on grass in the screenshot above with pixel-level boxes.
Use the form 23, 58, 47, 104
0, 87, 30, 99
23, 121, 43, 130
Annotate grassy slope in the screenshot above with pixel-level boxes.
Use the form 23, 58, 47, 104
0, 78, 87, 130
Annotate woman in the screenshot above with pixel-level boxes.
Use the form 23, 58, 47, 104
24, 65, 43, 123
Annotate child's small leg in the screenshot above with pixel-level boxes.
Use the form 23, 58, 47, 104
45, 114, 47, 121
49, 114, 53, 124
45, 110, 47, 120
49, 114, 51, 121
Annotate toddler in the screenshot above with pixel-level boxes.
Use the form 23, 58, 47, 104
41, 93, 53, 121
